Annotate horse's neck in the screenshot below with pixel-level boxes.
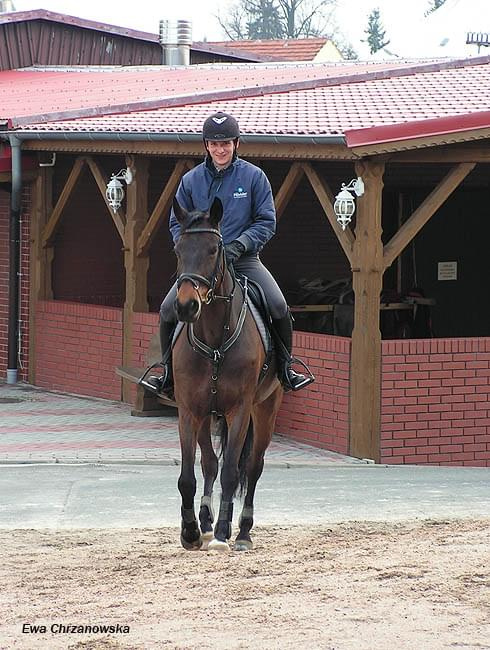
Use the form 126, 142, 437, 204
194, 268, 242, 348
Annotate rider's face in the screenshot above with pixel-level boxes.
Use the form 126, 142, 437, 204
206, 139, 237, 169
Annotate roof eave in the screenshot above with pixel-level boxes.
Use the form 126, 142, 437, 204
1, 131, 346, 146
345, 111, 490, 154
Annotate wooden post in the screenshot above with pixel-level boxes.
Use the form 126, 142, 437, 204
122, 156, 149, 403
349, 161, 385, 462
29, 168, 54, 384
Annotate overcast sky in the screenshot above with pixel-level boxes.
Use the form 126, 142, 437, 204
11, 0, 432, 42
11, 0, 487, 57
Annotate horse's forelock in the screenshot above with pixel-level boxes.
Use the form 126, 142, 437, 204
184, 212, 218, 231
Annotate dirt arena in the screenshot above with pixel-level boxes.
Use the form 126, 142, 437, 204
1, 518, 489, 649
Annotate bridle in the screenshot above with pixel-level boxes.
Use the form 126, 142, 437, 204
176, 227, 226, 305
175, 225, 249, 416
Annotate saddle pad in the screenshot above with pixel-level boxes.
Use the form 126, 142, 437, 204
171, 304, 271, 357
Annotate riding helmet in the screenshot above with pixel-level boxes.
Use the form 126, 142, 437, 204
202, 112, 240, 141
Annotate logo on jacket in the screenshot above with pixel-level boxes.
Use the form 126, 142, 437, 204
233, 186, 248, 199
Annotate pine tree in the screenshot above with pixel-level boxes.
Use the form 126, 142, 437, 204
364, 8, 390, 54
425, 0, 447, 17
247, 0, 285, 39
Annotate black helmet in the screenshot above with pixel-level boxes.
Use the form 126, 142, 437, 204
202, 112, 240, 141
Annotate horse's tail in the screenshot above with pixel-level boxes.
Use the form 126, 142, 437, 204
216, 416, 253, 498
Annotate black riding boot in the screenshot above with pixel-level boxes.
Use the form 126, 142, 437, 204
272, 312, 315, 392
139, 319, 176, 398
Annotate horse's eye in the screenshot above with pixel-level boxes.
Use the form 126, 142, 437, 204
208, 246, 219, 256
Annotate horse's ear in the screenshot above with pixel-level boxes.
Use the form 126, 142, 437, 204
173, 198, 187, 225
209, 197, 223, 227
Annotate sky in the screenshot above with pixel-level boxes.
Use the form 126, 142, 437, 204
10, 0, 489, 58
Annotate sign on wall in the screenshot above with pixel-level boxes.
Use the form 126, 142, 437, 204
438, 261, 458, 281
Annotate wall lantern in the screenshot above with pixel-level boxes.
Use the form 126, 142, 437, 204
333, 177, 365, 230
105, 167, 133, 212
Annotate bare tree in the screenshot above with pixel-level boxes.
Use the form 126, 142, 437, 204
218, 0, 338, 40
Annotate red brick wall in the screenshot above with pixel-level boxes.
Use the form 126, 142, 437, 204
130, 314, 351, 455
381, 338, 490, 467
132, 311, 159, 368
0, 186, 31, 381
35, 300, 123, 400
275, 332, 350, 455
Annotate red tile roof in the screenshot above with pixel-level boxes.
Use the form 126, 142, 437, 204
3, 56, 490, 150
203, 38, 329, 62
0, 59, 456, 126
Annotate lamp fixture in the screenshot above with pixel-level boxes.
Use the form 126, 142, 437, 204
333, 177, 365, 231
105, 167, 133, 212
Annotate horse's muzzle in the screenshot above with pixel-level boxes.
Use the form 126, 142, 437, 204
175, 297, 201, 322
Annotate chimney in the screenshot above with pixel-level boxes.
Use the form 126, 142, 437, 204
159, 19, 192, 65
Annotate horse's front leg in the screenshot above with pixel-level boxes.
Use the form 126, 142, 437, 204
197, 416, 218, 550
209, 410, 251, 553
178, 409, 201, 550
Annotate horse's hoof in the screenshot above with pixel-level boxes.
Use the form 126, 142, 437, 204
234, 539, 253, 552
200, 531, 214, 551
208, 538, 230, 553
180, 534, 202, 551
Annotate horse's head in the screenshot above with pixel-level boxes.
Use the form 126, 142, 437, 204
173, 197, 224, 322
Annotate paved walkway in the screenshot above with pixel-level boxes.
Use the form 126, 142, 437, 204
0, 382, 364, 467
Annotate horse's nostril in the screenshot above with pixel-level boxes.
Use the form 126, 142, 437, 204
190, 299, 199, 313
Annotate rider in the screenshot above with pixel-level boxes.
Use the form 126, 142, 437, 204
143, 111, 314, 397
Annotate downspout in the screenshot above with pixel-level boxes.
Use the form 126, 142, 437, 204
7, 135, 22, 384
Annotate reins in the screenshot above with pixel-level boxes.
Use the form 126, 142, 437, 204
177, 226, 249, 415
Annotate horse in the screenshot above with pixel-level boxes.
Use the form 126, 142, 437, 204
171, 196, 283, 552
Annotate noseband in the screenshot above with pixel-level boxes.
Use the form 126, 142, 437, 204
176, 227, 224, 304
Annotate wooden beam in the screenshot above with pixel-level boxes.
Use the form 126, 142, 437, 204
385, 144, 490, 163
349, 160, 385, 463
274, 163, 304, 220
22, 138, 356, 161
86, 157, 125, 242
41, 156, 85, 247
122, 157, 150, 403
136, 158, 192, 257
383, 162, 476, 270
29, 169, 54, 384
302, 162, 355, 265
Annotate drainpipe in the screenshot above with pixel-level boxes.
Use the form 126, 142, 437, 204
7, 134, 22, 384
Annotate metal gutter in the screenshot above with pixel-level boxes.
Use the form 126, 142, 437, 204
6, 135, 21, 384
1, 131, 346, 146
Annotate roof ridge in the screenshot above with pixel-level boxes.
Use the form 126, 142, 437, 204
8, 55, 490, 128
0, 8, 159, 42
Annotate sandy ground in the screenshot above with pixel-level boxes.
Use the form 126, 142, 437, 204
1, 519, 489, 650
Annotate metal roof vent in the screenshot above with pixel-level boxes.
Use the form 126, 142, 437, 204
159, 19, 192, 66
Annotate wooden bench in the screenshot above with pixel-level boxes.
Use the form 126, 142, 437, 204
116, 332, 177, 416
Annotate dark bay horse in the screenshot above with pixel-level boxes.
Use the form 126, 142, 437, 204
172, 197, 283, 552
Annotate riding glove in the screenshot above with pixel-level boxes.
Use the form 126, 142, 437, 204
224, 240, 246, 265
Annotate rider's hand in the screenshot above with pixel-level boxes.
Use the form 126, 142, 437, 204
224, 240, 246, 265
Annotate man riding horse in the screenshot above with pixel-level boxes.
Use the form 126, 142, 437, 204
143, 111, 314, 397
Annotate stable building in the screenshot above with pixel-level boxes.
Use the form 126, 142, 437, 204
1, 56, 489, 466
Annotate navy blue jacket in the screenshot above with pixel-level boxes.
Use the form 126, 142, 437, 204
169, 156, 276, 254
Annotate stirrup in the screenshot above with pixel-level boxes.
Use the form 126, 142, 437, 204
138, 363, 173, 398
283, 357, 315, 392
